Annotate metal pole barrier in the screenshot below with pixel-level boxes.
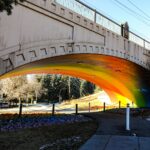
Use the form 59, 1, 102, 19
119, 101, 121, 109
19, 102, 22, 117
132, 101, 134, 108
103, 102, 106, 112
76, 104, 78, 115
89, 102, 91, 112
126, 103, 130, 131
52, 104, 55, 116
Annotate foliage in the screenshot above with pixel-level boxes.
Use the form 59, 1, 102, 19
81, 81, 95, 96
0, 75, 45, 103
0, 76, 27, 101
40, 74, 97, 102
0, 0, 25, 15
0, 74, 98, 103
70, 77, 80, 99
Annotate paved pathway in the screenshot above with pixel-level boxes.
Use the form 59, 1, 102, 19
79, 110, 150, 150
79, 135, 150, 150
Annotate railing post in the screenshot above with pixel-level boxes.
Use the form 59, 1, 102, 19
119, 101, 121, 109
76, 104, 78, 115
89, 102, 91, 112
52, 104, 55, 116
19, 102, 22, 117
126, 103, 130, 131
103, 102, 106, 112
144, 39, 145, 48
94, 9, 96, 23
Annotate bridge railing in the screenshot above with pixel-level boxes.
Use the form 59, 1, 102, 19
55, 0, 150, 50
129, 32, 145, 47
145, 41, 150, 50
96, 12, 121, 35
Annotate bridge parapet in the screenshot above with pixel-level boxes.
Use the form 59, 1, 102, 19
55, 0, 150, 50
53, 0, 150, 69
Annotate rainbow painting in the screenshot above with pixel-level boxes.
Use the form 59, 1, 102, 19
0, 54, 150, 107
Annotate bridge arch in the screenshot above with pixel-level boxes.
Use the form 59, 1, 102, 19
1, 52, 150, 107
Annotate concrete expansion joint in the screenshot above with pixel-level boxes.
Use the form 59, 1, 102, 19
137, 137, 140, 150
103, 135, 112, 150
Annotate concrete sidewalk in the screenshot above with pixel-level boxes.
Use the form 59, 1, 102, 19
79, 134, 150, 150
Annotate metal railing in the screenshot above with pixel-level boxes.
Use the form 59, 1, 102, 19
55, 0, 95, 21
55, 0, 150, 50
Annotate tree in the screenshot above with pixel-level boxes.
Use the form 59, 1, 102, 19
0, 76, 27, 101
40, 74, 97, 103
41, 74, 68, 103
81, 81, 95, 96
0, 0, 25, 15
0, 76, 27, 106
21, 76, 46, 104
0, 75, 45, 105
70, 77, 80, 99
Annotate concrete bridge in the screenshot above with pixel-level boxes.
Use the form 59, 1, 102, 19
0, 0, 150, 107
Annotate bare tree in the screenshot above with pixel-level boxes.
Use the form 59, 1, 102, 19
0, 75, 46, 105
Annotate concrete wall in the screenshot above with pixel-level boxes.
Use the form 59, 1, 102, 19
0, 4, 73, 52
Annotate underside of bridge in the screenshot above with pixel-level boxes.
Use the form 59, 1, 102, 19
0, 54, 150, 107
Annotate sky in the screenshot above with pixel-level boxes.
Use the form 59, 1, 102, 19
80, 0, 150, 41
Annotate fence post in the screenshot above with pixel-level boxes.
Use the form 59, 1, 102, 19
119, 101, 121, 109
126, 103, 130, 131
52, 104, 55, 116
89, 102, 91, 112
132, 101, 134, 108
103, 102, 106, 112
19, 102, 22, 117
76, 104, 78, 115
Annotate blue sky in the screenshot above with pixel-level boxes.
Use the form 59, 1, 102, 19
80, 0, 150, 41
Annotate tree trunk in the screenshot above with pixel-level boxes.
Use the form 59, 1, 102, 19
68, 76, 71, 100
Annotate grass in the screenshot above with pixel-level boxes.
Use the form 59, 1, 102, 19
0, 115, 98, 150
61, 92, 104, 111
